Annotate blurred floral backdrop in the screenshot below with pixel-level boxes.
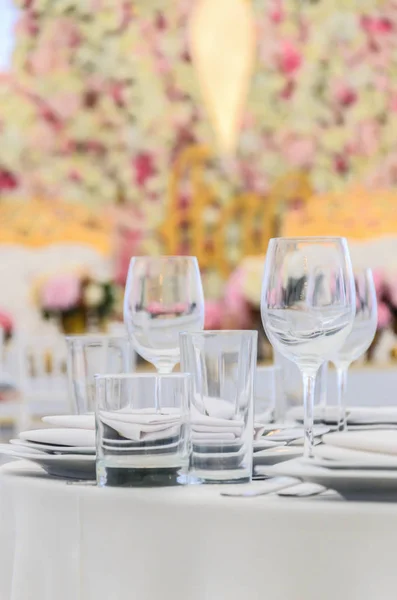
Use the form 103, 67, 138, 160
1, 0, 397, 262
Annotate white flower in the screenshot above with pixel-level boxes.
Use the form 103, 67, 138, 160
84, 283, 105, 308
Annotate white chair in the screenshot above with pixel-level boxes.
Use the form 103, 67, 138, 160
13, 333, 70, 431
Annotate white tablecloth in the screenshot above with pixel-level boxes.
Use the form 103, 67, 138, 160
1, 462, 397, 600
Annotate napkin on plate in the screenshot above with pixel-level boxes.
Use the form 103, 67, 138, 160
42, 415, 95, 430
322, 430, 397, 455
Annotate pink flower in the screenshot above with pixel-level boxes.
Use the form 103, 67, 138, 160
353, 120, 380, 156
0, 170, 18, 192
224, 269, 251, 327
41, 274, 81, 311
269, 0, 284, 24
278, 40, 302, 74
390, 94, 397, 112
333, 82, 357, 107
361, 16, 393, 35
377, 302, 392, 329
204, 301, 224, 329
134, 153, 155, 187
47, 93, 81, 120
280, 135, 316, 167
0, 309, 13, 335
372, 269, 386, 298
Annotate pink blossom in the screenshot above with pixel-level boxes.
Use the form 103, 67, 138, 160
353, 120, 380, 156
224, 269, 251, 327
0, 309, 13, 334
269, 0, 284, 24
146, 302, 188, 316
280, 135, 316, 167
333, 82, 357, 107
204, 301, 224, 329
390, 94, 397, 112
134, 153, 155, 187
47, 93, 81, 120
278, 40, 302, 74
41, 274, 81, 311
0, 170, 18, 192
377, 302, 392, 329
372, 269, 386, 298
361, 16, 393, 35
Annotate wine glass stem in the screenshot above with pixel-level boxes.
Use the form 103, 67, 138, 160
336, 366, 348, 432
302, 371, 317, 459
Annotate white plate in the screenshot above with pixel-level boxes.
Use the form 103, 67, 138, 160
253, 446, 302, 466
261, 425, 330, 442
0, 445, 95, 480
19, 428, 95, 447
10, 439, 95, 455
258, 458, 397, 500
253, 439, 286, 451
312, 444, 397, 469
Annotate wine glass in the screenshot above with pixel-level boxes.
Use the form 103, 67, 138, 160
261, 237, 356, 458
124, 256, 205, 373
329, 268, 377, 432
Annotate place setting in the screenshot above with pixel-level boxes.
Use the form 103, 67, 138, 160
0, 245, 396, 505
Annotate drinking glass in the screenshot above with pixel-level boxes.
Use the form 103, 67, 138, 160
329, 268, 377, 431
124, 256, 205, 373
255, 365, 284, 423
66, 335, 135, 413
95, 373, 191, 487
261, 237, 355, 458
180, 330, 257, 483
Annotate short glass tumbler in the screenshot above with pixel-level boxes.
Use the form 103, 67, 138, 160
95, 373, 191, 487
66, 335, 135, 414
180, 331, 257, 484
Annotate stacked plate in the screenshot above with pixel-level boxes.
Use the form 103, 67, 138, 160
253, 424, 330, 466
287, 406, 397, 430
0, 415, 96, 480
258, 430, 397, 500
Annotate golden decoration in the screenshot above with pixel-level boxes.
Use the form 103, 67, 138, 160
282, 186, 397, 239
0, 197, 111, 254
161, 144, 313, 277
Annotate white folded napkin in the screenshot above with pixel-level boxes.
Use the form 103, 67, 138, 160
42, 415, 95, 430
99, 408, 182, 442
323, 430, 397, 456
195, 395, 236, 420
19, 428, 95, 447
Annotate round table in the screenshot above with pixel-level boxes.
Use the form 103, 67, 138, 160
1, 461, 397, 600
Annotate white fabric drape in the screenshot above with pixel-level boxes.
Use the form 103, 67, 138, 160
2, 461, 397, 600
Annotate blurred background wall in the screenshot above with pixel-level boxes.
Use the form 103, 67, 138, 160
1, 0, 397, 360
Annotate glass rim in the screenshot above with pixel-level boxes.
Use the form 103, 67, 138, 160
179, 330, 258, 336
129, 255, 198, 262
65, 334, 128, 343
269, 236, 347, 243
94, 372, 191, 381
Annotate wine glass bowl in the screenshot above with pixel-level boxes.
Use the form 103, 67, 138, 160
261, 237, 356, 457
124, 256, 205, 373
330, 267, 378, 430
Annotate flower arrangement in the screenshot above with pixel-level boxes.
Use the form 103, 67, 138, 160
0, 0, 397, 231
38, 271, 116, 333
0, 309, 14, 341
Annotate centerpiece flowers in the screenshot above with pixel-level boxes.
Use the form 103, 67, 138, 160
37, 270, 116, 334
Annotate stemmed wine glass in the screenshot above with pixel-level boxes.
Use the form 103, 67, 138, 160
124, 256, 205, 373
329, 268, 377, 432
261, 237, 356, 458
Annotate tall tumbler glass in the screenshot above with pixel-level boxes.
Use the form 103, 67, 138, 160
180, 330, 257, 484
96, 373, 191, 487
66, 335, 135, 414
